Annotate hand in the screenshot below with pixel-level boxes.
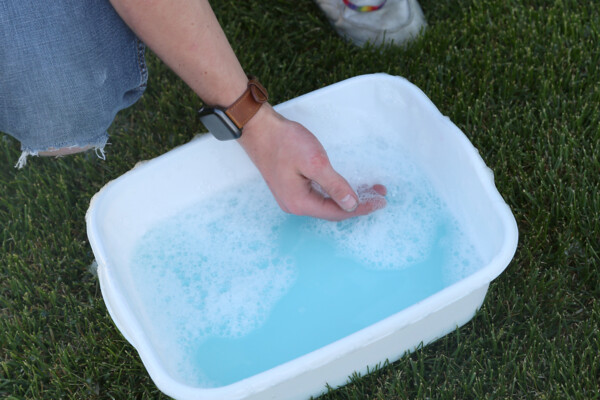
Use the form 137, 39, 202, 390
239, 104, 387, 221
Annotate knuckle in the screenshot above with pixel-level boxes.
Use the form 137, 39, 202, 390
285, 201, 305, 216
279, 196, 302, 216
306, 150, 330, 175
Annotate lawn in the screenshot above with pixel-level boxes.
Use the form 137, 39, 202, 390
1, 0, 599, 398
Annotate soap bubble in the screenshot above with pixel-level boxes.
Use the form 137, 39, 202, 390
131, 180, 297, 347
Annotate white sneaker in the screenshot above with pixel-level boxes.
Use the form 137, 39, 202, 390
314, 0, 427, 47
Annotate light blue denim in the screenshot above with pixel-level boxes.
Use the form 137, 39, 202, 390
0, 0, 148, 167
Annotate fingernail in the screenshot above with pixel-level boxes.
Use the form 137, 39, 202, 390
341, 194, 358, 212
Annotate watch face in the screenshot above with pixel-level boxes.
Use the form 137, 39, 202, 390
198, 108, 242, 140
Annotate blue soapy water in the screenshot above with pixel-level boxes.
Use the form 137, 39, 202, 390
130, 146, 482, 388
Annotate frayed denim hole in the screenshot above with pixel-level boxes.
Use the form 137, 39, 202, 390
14, 136, 108, 169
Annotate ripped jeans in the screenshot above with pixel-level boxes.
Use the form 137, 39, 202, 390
0, 0, 148, 168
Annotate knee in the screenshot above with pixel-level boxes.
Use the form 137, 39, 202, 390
38, 145, 94, 157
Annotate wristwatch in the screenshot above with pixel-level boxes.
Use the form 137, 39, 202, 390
198, 76, 269, 140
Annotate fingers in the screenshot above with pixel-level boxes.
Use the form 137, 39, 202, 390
356, 183, 387, 200
372, 184, 387, 196
301, 183, 387, 221
298, 151, 387, 220
305, 151, 388, 209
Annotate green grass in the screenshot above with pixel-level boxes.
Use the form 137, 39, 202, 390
1, 0, 599, 398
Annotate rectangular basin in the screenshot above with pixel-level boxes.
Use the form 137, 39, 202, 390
86, 74, 518, 400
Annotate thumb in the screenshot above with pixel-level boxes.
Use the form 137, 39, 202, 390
310, 165, 359, 213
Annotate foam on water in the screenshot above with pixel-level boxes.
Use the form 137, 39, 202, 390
305, 131, 478, 275
129, 132, 482, 387
130, 183, 296, 385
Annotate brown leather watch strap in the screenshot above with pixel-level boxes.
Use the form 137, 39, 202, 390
224, 77, 269, 130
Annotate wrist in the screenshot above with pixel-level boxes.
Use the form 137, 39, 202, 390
238, 103, 279, 149
198, 76, 269, 141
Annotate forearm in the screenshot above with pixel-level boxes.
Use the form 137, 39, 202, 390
109, 0, 387, 220
109, 0, 248, 107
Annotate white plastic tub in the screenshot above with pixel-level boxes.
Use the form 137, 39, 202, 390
86, 74, 518, 400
